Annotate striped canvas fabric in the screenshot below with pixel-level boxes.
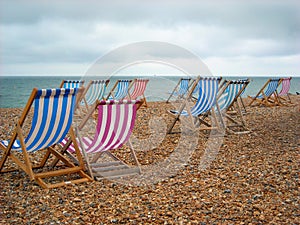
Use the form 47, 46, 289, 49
113, 80, 131, 100
84, 80, 108, 105
65, 100, 138, 154
190, 78, 219, 116
128, 79, 149, 100
1, 88, 79, 152
176, 78, 190, 96
256, 79, 280, 99
170, 78, 219, 117
62, 80, 84, 88
278, 77, 291, 96
217, 81, 245, 111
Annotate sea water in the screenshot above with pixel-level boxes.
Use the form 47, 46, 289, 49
0, 75, 299, 108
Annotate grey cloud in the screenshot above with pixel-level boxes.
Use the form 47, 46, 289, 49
0, 0, 299, 74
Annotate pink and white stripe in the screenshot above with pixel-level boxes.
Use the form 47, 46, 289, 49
278, 77, 292, 96
64, 100, 138, 154
128, 79, 149, 100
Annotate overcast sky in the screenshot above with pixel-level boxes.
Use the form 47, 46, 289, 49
0, 0, 299, 76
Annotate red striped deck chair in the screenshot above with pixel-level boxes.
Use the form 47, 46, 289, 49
127, 78, 149, 108
277, 77, 293, 104
61, 99, 143, 180
0, 87, 92, 189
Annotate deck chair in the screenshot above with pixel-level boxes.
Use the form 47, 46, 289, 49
61, 99, 143, 180
277, 77, 293, 104
81, 80, 110, 111
166, 78, 192, 103
191, 76, 223, 100
167, 77, 221, 134
235, 79, 249, 114
215, 79, 250, 134
0, 88, 92, 189
127, 78, 149, 108
60, 80, 85, 88
106, 79, 132, 100
248, 78, 282, 107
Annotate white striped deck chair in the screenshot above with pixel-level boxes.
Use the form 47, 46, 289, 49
166, 78, 192, 103
215, 79, 250, 134
81, 80, 110, 111
60, 80, 85, 88
127, 78, 149, 108
248, 78, 282, 107
167, 76, 221, 133
277, 77, 292, 104
61, 99, 142, 180
106, 80, 132, 100
0, 87, 92, 189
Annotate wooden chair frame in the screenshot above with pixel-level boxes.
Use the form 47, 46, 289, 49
0, 88, 92, 189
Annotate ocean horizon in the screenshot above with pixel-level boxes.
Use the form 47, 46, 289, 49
0, 75, 299, 108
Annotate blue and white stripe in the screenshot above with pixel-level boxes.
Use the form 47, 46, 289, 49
217, 82, 244, 111
257, 79, 280, 99
84, 80, 107, 105
171, 78, 219, 117
62, 80, 84, 88
113, 80, 131, 100
175, 79, 190, 96
1, 88, 78, 152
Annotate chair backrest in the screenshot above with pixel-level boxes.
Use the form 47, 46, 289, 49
237, 78, 249, 95
60, 80, 84, 88
112, 80, 131, 100
258, 78, 281, 98
128, 78, 149, 100
81, 100, 139, 153
21, 88, 80, 152
190, 77, 220, 116
83, 80, 109, 105
217, 80, 249, 111
177, 78, 191, 96
192, 76, 222, 95
278, 77, 292, 96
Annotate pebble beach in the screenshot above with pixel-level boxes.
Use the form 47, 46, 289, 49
0, 96, 299, 224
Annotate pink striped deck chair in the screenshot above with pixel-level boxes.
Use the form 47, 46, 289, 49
277, 77, 292, 104
61, 99, 143, 180
127, 78, 149, 108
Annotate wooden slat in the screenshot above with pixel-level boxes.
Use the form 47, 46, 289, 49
93, 167, 140, 179
34, 166, 82, 179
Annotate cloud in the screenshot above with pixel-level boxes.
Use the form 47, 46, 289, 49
0, 0, 299, 75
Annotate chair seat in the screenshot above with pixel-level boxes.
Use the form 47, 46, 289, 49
169, 109, 189, 117
0, 140, 22, 150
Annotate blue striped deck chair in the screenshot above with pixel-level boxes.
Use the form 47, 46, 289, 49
235, 78, 249, 114
191, 76, 222, 100
248, 78, 282, 107
106, 79, 132, 100
81, 80, 110, 111
60, 80, 85, 88
166, 78, 192, 103
167, 76, 221, 133
215, 79, 250, 134
0, 87, 92, 189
